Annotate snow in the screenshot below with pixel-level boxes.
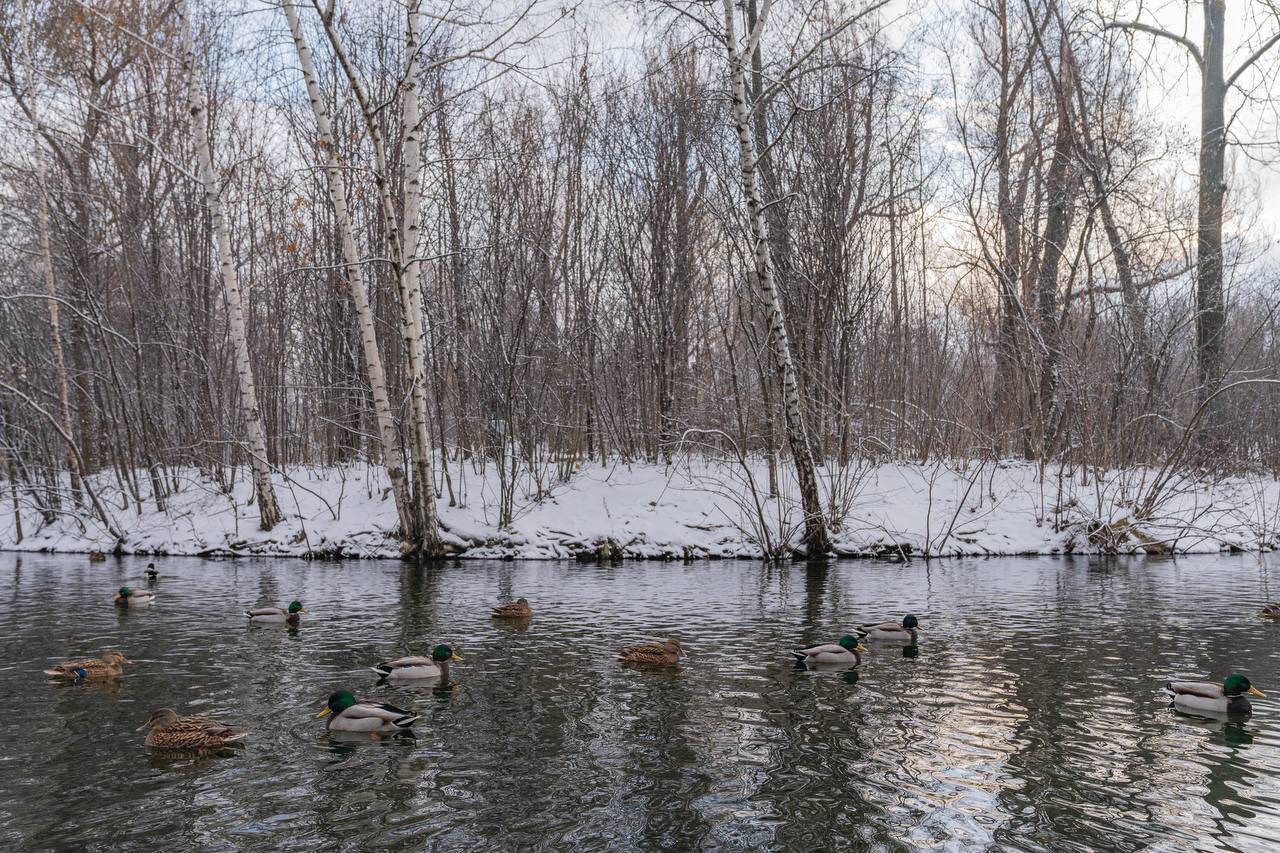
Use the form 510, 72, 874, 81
2, 456, 1279, 559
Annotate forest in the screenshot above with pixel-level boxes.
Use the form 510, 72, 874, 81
2, 0, 1279, 558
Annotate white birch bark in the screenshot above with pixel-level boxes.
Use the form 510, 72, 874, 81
37, 173, 81, 503
177, 0, 281, 530
282, 0, 416, 541
400, 0, 443, 554
720, 0, 830, 555
316, 0, 442, 554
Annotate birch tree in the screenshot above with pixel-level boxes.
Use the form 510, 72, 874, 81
720, 0, 830, 556
177, 0, 281, 530
314, 0, 441, 554
37, 174, 80, 504
282, 0, 416, 542
399, 0, 443, 555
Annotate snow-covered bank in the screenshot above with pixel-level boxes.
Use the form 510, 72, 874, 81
3, 457, 1280, 559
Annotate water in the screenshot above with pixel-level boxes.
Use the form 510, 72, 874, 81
3, 554, 1280, 851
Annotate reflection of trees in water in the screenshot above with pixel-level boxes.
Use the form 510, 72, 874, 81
396, 562, 443, 653
610, 667, 716, 849
309, 732, 430, 847
752, 561, 878, 849
991, 558, 1177, 849
1199, 719, 1262, 845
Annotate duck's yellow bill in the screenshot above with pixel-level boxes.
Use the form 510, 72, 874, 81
856, 644, 869, 653
451, 653, 463, 662
1249, 686, 1266, 698
316, 707, 332, 718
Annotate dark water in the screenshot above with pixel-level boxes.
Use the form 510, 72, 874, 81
3, 554, 1280, 851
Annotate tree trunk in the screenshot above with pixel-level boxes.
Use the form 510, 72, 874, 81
283, 0, 416, 539
401, 0, 443, 555
721, 0, 830, 556
37, 174, 82, 503
1196, 0, 1227, 436
318, 0, 443, 554
1035, 40, 1079, 455
178, 0, 281, 530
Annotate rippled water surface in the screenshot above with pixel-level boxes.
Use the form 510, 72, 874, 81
4, 554, 1280, 850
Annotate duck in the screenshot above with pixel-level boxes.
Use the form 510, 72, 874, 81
145, 563, 159, 583
1166, 674, 1265, 716
856, 615, 919, 644
491, 597, 533, 619
317, 690, 419, 733
617, 638, 684, 667
245, 600, 305, 625
136, 708, 248, 748
114, 586, 155, 607
88, 549, 106, 563
791, 635, 869, 667
44, 650, 132, 680
371, 644, 461, 680
1260, 603, 1280, 618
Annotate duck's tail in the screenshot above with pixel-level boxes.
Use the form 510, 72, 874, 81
222, 728, 250, 743
392, 714, 419, 729
790, 650, 810, 662
370, 664, 393, 678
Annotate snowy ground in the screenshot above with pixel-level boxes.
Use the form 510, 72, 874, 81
3, 456, 1280, 559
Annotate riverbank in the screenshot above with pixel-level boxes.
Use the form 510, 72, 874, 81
2, 458, 1278, 559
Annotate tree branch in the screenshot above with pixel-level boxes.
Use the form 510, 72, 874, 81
1105, 20, 1204, 69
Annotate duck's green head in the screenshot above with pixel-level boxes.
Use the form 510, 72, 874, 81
902, 615, 920, 629
119, 586, 132, 597
318, 689, 356, 718
838, 634, 870, 653
288, 600, 304, 614
1224, 674, 1265, 698
431, 644, 462, 662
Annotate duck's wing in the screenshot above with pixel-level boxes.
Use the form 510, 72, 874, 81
347, 701, 419, 726
491, 603, 531, 617
859, 620, 903, 632
245, 607, 284, 617
372, 656, 433, 672
1167, 681, 1225, 699
618, 643, 666, 661
180, 715, 248, 741
793, 643, 848, 657
149, 720, 242, 748
44, 657, 97, 676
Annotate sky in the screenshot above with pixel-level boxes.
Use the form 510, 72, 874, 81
571, 0, 1280, 250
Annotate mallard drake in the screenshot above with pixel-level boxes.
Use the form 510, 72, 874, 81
371, 644, 461, 680
491, 598, 533, 619
1260, 603, 1280, 618
44, 650, 132, 679
245, 601, 305, 625
792, 635, 869, 667
1167, 674, 1265, 716
136, 708, 248, 748
145, 563, 159, 583
317, 690, 419, 733
856, 615, 919, 644
114, 586, 155, 607
617, 638, 684, 667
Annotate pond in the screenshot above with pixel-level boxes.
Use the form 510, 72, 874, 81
2, 553, 1280, 850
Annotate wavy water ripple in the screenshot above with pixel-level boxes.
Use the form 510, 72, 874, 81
2, 554, 1280, 850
